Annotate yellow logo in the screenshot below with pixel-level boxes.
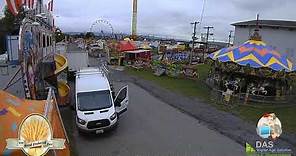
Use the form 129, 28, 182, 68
6, 114, 65, 156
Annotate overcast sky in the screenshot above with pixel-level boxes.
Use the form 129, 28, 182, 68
1, 0, 296, 41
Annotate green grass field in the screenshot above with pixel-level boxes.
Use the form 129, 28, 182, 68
127, 64, 296, 133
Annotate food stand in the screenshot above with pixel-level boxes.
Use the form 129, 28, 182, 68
124, 50, 152, 68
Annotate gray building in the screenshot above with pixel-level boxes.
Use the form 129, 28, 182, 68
232, 20, 296, 63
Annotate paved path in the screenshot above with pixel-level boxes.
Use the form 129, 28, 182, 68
0, 65, 24, 98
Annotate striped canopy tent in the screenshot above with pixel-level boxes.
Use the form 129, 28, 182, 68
208, 39, 295, 72
5, 0, 36, 16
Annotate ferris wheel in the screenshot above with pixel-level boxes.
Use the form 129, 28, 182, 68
90, 19, 114, 38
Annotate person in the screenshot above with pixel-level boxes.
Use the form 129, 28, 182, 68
223, 88, 234, 103
23, 30, 33, 61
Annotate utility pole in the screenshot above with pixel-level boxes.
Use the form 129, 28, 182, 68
131, 0, 138, 40
228, 30, 233, 47
190, 21, 199, 64
203, 26, 214, 62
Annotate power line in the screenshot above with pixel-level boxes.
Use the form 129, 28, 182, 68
198, 0, 207, 33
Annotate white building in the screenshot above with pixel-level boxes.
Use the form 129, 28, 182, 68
232, 20, 296, 63
6, 35, 19, 64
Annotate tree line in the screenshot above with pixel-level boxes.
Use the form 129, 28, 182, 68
0, 6, 25, 54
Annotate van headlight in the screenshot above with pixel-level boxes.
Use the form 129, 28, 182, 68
110, 113, 117, 121
77, 116, 86, 125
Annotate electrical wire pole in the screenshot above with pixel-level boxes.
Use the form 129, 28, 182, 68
228, 30, 233, 47
190, 21, 199, 64
204, 26, 214, 62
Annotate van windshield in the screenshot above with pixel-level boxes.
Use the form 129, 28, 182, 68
77, 90, 112, 111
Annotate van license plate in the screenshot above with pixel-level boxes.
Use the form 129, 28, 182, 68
96, 130, 104, 134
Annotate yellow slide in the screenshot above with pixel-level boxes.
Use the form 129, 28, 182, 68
54, 54, 68, 75
54, 54, 70, 106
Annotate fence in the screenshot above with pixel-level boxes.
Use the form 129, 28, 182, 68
207, 80, 296, 107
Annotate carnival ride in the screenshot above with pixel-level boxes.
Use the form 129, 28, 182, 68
207, 30, 296, 104
1, 0, 71, 154
90, 19, 114, 38
54, 54, 70, 105
18, 17, 70, 105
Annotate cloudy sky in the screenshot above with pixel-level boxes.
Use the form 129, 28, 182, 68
1, 0, 296, 41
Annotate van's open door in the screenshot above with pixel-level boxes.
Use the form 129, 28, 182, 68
114, 86, 128, 115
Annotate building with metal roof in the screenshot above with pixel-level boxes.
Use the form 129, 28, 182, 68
232, 20, 296, 29
232, 20, 296, 63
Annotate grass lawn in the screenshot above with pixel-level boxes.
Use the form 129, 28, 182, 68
127, 66, 211, 99
127, 64, 296, 133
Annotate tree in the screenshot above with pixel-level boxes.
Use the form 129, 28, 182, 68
85, 32, 95, 39
0, 5, 25, 54
0, 6, 25, 34
0, 20, 6, 54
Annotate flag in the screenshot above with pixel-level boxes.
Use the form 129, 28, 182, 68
5, 0, 22, 16
47, 0, 53, 11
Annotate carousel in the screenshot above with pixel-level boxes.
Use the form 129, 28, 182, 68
207, 30, 296, 104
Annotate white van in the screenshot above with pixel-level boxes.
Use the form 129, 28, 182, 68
75, 68, 128, 133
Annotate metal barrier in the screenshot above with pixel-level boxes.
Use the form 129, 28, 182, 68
210, 88, 240, 107
209, 88, 296, 107
45, 88, 69, 143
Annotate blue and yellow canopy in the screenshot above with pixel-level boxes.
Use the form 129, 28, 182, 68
208, 40, 295, 72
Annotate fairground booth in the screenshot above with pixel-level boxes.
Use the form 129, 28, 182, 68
107, 40, 138, 65
124, 49, 152, 67
115, 40, 152, 67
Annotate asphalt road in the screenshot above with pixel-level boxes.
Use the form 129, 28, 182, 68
0, 65, 25, 98
60, 45, 244, 156
61, 80, 244, 156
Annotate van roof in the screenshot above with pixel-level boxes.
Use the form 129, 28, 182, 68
76, 68, 110, 93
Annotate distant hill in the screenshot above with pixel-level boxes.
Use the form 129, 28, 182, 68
65, 31, 190, 42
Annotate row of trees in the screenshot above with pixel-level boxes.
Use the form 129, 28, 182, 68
0, 6, 25, 54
